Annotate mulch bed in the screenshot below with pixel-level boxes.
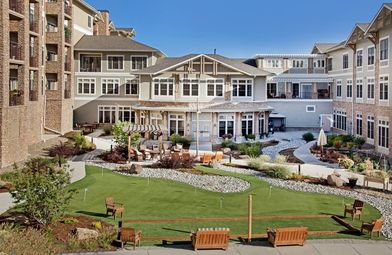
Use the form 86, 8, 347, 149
279, 148, 304, 164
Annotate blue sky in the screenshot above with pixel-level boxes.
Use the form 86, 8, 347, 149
89, 0, 386, 57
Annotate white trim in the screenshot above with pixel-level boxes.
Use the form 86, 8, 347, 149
73, 24, 93, 36
130, 55, 148, 71
107, 55, 125, 71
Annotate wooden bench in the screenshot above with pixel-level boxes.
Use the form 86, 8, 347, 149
191, 228, 230, 251
267, 227, 308, 247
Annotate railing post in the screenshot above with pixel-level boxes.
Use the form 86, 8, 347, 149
248, 194, 252, 243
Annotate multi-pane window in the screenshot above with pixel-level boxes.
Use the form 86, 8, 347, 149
125, 79, 138, 95
207, 79, 224, 97
356, 50, 363, 67
380, 76, 389, 100
118, 106, 135, 123
241, 114, 253, 136
98, 106, 116, 123
346, 80, 352, 98
154, 78, 174, 96
102, 78, 119, 95
336, 80, 342, 97
356, 79, 363, 98
343, 54, 349, 69
182, 79, 199, 96
356, 113, 362, 136
107, 56, 124, 70
131, 56, 147, 70
380, 38, 389, 61
367, 78, 375, 99
367, 116, 374, 139
368, 47, 375, 65
378, 119, 389, 148
232, 79, 253, 97
327, 58, 333, 71
77, 78, 95, 95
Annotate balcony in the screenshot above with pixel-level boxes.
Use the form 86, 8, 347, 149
10, 42, 22, 60
9, 90, 23, 106
30, 56, 38, 67
9, 0, 23, 14
29, 90, 38, 101
64, 89, 71, 99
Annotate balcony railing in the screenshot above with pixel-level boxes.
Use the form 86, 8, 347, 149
29, 90, 38, 101
9, 90, 23, 106
30, 56, 38, 67
64, 89, 71, 99
10, 43, 21, 60
9, 0, 23, 14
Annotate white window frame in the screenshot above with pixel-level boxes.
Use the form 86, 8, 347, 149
77, 77, 96, 95
153, 78, 175, 97
102, 78, 120, 95
231, 78, 253, 99
181, 78, 199, 97
107, 55, 124, 71
125, 78, 139, 95
131, 55, 148, 70
206, 78, 224, 97
306, 105, 316, 113
336, 80, 342, 98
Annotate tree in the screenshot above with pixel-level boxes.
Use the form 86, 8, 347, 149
10, 158, 75, 225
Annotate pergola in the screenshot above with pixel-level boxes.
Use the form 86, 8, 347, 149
122, 124, 168, 161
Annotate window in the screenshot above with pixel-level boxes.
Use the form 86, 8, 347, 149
265, 59, 282, 68
107, 56, 124, 70
102, 78, 119, 95
313, 59, 325, 68
125, 79, 138, 95
219, 114, 234, 138
169, 114, 185, 136
368, 47, 375, 65
356, 113, 362, 136
380, 38, 389, 61
346, 80, 352, 98
367, 116, 374, 139
154, 78, 174, 96
80, 54, 101, 72
367, 78, 375, 99
291, 59, 305, 68
380, 76, 388, 101
306, 105, 316, 112
87, 15, 92, 29
343, 54, 349, 69
327, 58, 333, 71
356, 50, 363, 67
232, 79, 253, 97
207, 79, 224, 97
77, 78, 95, 95
336, 80, 342, 97
241, 114, 253, 136
378, 119, 389, 148
98, 106, 116, 123
267, 83, 277, 98
356, 79, 363, 98
334, 110, 347, 131
182, 79, 199, 96
131, 56, 147, 70
118, 106, 135, 122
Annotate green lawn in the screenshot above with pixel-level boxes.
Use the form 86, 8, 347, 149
66, 165, 382, 242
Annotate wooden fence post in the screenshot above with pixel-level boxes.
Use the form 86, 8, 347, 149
248, 194, 252, 243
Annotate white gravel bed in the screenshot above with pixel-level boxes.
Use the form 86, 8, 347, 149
217, 164, 392, 240
86, 161, 250, 193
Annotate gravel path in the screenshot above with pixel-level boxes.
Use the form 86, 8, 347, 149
216, 164, 392, 240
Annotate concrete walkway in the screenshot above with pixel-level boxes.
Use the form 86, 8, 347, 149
66, 240, 392, 255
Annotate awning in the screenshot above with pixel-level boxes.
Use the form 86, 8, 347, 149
269, 113, 286, 119
123, 124, 167, 135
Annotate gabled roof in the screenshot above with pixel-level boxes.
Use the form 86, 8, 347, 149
74, 35, 164, 56
133, 54, 271, 77
365, 3, 392, 34
311, 43, 339, 54
345, 23, 370, 46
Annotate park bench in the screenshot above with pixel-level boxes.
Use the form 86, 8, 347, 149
267, 227, 308, 247
191, 228, 230, 251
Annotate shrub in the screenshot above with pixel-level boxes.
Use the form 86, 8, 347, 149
10, 158, 75, 225
274, 155, 287, 164
103, 125, 112, 135
112, 121, 130, 146
62, 217, 79, 224
265, 165, 290, 179
239, 143, 262, 157
91, 221, 102, 230
339, 158, 354, 169
354, 137, 366, 148
170, 134, 191, 148
221, 139, 237, 150
333, 139, 343, 150
302, 132, 315, 142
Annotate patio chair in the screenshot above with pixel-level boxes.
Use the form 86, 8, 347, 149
361, 218, 384, 238
105, 197, 124, 219
120, 227, 141, 250
202, 154, 212, 164
215, 151, 223, 162
344, 200, 364, 221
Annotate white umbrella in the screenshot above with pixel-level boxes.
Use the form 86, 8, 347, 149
317, 129, 327, 154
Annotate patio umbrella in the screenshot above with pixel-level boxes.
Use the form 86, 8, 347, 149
317, 129, 327, 154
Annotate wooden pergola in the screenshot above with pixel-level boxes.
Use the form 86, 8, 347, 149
122, 124, 168, 161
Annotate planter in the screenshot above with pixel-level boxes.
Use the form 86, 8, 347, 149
347, 178, 358, 188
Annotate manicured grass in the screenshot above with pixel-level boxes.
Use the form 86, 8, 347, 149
66, 165, 382, 242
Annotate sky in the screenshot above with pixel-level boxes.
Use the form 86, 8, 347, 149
88, 0, 387, 58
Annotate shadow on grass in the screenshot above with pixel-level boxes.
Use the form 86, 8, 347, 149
75, 210, 108, 218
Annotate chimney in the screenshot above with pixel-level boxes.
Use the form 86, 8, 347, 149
95, 10, 111, 36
